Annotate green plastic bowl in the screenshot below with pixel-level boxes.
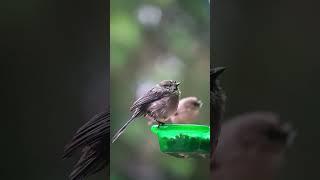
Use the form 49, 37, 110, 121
151, 124, 210, 158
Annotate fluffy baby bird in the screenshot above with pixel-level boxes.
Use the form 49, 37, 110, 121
168, 97, 202, 124
211, 112, 295, 180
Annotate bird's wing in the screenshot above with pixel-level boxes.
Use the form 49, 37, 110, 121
130, 87, 170, 111
63, 111, 110, 159
69, 142, 108, 180
63, 111, 110, 180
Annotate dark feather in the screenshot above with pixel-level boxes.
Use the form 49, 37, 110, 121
69, 141, 108, 180
63, 110, 110, 180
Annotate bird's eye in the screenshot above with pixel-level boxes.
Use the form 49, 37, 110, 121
162, 84, 170, 88
264, 128, 288, 142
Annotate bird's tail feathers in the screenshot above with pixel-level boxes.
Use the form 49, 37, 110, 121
111, 110, 141, 143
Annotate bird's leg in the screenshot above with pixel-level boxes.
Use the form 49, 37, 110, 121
155, 119, 165, 128
148, 113, 165, 127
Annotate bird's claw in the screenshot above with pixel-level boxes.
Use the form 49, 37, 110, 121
157, 122, 165, 128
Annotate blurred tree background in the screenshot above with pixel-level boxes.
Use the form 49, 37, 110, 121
214, 0, 320, 179
110, 0, 210, 179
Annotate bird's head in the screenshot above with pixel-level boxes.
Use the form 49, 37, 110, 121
158, 80, 181, 93
211, 67, 226, 81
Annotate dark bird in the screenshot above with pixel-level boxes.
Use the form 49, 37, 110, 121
212, 112, 296, 180
63, 110, 110, 180
112, 80, 181, 143
210, 67, 226, 162
167, 96, 202, 124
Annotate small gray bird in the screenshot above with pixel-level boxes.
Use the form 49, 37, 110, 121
212, 112, 296, 180
112, 80, 181, 143
168, 96, 202, 124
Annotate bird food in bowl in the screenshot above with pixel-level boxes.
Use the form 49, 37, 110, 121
151, 124, 210, 158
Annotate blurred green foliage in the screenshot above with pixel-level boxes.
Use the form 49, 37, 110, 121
110, 0, 210, 179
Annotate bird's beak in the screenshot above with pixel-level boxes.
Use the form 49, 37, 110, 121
281, 122, 296, 147
212, 67, 226, 79
176, 82, 181, 86
197, 100, 203, 107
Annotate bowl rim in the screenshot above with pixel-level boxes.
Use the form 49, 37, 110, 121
151, 123, 210, 135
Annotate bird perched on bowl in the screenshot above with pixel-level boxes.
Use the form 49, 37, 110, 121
63, 110, 110, 180
211, 112, 296, 180
112, 80, 181, 143
167, 96, 203, 124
